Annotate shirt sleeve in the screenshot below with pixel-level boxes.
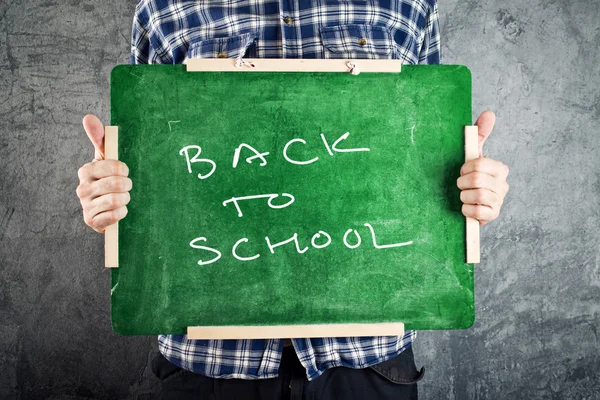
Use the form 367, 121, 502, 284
418, 0, 441, 65
129, 2, 171, 65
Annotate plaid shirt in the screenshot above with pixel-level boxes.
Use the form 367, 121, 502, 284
130, 0, 440, 381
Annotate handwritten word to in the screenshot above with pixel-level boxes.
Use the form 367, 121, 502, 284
222, 193, 295, 217
189, 223, 413, 266
178, 132, 370, 179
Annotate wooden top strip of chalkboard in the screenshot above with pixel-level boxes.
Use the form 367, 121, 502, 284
185, 58, 402, 72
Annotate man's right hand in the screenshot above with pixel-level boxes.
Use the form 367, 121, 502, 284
76, 114, 132, 233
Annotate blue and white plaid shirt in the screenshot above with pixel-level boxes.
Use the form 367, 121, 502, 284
130, 0, 440, 381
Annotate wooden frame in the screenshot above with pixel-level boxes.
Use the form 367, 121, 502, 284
185, 58, 402, 73
464, 126, 481, 264
106, 59, 477, 338
104, 126, 119, 268
187, 323, 405, 340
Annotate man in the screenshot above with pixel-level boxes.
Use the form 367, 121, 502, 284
76, 0, 510, 398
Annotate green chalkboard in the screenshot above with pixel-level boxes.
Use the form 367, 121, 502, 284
109, 64, 474, 335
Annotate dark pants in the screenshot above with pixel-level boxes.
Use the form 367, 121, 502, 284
152, 345, 425, 400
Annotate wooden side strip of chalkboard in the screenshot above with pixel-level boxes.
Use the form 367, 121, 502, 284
464, 126, 481, 264
187, 323, 405, 340
104, 126, 119, 268
185, 58, 402, 73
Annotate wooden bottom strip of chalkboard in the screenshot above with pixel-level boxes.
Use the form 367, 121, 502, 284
464, 126, 481, 264
187, 323, 405, 340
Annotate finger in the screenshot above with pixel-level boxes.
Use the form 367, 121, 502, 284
460, 188, 499, 208
462, 204, 497, 224
88, 176, 133, 199
457, 171, 505, 194
460, 157, 509, 180
92, 206, 128, 232
83, 114, 105, 161
474, 111, 496, 157
88, 192, 131, 217
77, 160, 129, 183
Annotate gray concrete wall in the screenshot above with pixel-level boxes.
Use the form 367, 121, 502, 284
1, 0, 598, 399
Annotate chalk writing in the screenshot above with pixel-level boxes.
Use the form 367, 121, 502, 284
223, 193, 295, 217
179, 145, 216, 179
189, 237, 222, 266
189, 223, 413, 266
177, 129, 411, 266
179, 131, 370, 176
232, 144, 269, 168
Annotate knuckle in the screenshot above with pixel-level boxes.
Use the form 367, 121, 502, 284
121, 162, 130, 176
111, 161, 124, 176
83, 213, 93, 227
91, 214, 105, 228
77, 163, 90, 181
111, 177, 123, 191
109, 211, 119, 224
107, 193, 119, 208
465, 205, 480, 219
474, 207, 485, 219
76, 184, 86, 198
473, 158, 485, 170
461, 204, 470, 215
475, 190, 486, 203
472, 173, 485, 188
100, 211, 114, 226
114, 206, 128, 222
107, 162, 117, 176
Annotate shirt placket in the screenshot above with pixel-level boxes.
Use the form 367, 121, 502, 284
280, 0, 298, 58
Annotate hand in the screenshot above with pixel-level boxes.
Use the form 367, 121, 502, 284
76, 115, 132, 233
457, 111, 509, 226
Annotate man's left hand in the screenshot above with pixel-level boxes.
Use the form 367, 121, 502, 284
457, 111, 509, 226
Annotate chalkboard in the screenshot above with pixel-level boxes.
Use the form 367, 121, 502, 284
109, 61, 474, 336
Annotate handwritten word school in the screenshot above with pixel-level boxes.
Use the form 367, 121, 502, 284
179, 131, 413, 266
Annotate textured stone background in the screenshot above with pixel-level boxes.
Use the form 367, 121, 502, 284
1, 0, 598, 399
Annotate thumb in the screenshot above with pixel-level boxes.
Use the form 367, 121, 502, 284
474, 110, 496, 157
82, 114, 105, 161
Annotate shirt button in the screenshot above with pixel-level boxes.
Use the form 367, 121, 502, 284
358, 38, 367, 46
217, 52, 227, 58
283, 16, 293, 24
